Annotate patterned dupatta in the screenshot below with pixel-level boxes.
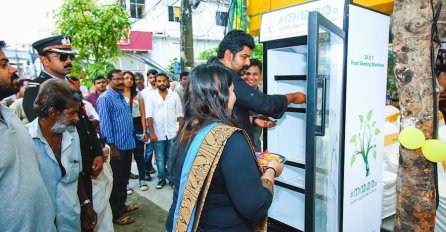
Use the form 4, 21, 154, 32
171, 122, 271, 232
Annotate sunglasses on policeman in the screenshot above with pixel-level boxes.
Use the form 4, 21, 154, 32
46, 52, 76, 62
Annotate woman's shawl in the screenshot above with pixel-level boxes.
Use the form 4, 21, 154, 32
171, 122, 271, 232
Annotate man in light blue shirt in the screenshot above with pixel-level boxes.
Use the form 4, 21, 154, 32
27, 78, 86, 231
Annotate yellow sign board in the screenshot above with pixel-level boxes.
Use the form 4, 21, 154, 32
249, 0, 394, 36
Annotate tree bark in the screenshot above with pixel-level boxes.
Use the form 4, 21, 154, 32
180, 0, 195, 72
392, 1, 439, 231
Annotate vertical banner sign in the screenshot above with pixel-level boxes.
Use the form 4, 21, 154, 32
343, 5, 390, 232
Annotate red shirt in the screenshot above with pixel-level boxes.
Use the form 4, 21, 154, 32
84, 91, 101, 110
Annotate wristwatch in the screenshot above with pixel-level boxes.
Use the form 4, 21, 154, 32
80, 199, 91, 207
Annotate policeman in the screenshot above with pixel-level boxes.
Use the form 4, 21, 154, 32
23, 35, 103, 231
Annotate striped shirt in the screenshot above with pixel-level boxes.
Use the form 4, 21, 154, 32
97, 88, 135, 150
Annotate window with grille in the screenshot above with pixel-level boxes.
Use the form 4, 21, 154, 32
130, 0, 145, 19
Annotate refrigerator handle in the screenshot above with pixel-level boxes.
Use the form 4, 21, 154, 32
314, 77, 327, 136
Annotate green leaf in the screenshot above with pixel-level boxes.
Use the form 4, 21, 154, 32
350, 135, 357, 143
374, 128, 380, 135
359, 115, 364, 123
54, 0, 130, 86
373, 150, 377, 160
351, 154, 356, 167
367, 110, 373, 121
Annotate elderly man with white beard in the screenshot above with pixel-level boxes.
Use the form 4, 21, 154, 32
27, 78, 89, 231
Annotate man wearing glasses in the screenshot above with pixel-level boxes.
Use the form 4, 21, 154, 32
23, 35, 103, 232
24, 35, 77, 122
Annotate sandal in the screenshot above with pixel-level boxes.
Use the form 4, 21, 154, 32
114, 215, 135, 225
124, 203, 139, 212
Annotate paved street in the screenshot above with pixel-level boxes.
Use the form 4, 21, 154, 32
114, 161, 173, 231
128, 160, 173, 211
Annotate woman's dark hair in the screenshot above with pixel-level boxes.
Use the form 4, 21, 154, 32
34, 78, 82, 118
172, 64, 239, 175
179, 64, 238, 140
123, 71, 137, 98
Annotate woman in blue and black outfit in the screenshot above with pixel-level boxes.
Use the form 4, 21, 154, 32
166, 64, 284, 231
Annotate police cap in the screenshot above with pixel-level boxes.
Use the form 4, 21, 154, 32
32, 35, 75, 55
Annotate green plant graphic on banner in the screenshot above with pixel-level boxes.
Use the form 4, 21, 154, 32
350, 110, 380, 177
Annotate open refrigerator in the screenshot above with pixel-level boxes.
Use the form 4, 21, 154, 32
262, 11, 345, 232
260, 2, 389, 232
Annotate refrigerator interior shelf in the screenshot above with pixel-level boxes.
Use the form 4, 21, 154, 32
275, 164, 305, 189
286, 107, 306, 113
285, 160, 305, 169
274, 75, 307, 81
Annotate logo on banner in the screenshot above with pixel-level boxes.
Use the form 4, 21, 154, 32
350, 110, 380, 177
349, 110, 380, 203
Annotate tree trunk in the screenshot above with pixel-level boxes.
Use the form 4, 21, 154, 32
392, 1, 439, 231
180, 0, 194, 72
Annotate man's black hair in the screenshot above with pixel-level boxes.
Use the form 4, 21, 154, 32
147, 69, 158, 76
135, 72, 144, 78
249, 59, 263, 73
0, 41, 5, 50
217, 30, 255, 59
180, 72, 189, 79
93, 75, 106, 84
155, 73, 168, 81
107, 69, 122, 80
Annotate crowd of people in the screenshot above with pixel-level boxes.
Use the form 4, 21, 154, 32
0, 29, 306, 232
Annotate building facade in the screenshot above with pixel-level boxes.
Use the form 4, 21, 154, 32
117, 0, 230, 77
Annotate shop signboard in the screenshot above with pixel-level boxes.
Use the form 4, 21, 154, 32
343, 4, 389, 232
260, 0, 345, 42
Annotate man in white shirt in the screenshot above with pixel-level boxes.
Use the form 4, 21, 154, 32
146, 73, 184, 189
140, 69, 158, 179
